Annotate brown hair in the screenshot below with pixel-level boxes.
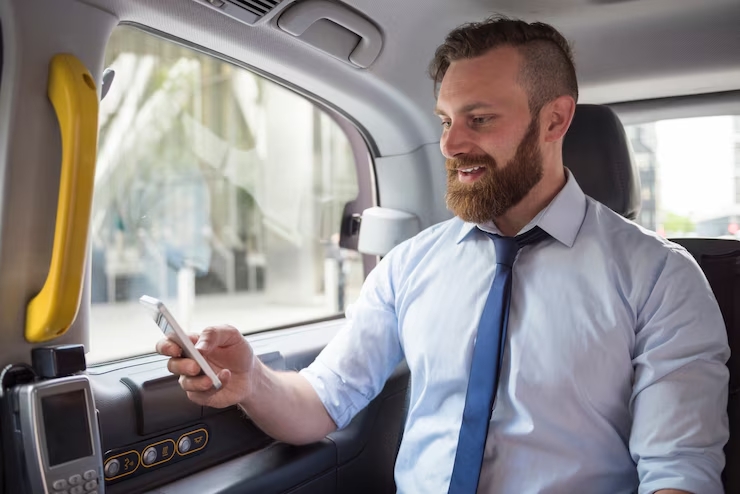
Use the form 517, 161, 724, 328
429, 16, 578, 115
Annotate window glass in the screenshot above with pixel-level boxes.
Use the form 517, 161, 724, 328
624, 115, 740, 238
90, 26, 364, 363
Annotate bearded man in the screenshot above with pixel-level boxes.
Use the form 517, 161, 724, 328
158, 16, 729, 494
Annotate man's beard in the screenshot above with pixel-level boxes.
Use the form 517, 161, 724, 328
445, 117, 544, 224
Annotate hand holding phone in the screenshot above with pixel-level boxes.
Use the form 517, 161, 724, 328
140, 295, 222, 390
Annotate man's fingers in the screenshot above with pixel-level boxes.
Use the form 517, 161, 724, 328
179, 374, 219, 393
168, 357, 202, 377
155, 334, 199, 357
194, 325, 242, 353
177, 370, 235, 408
156, 339, 183, 357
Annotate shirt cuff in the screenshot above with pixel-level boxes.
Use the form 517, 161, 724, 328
299, 359, 369, 430
638, 455, 724, 494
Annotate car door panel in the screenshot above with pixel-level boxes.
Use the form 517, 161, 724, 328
90, 320, 409, 494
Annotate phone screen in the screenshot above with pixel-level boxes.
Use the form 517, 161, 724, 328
155, 312, 174, 336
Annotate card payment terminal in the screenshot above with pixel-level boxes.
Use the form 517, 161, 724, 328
2, 374, 105, 494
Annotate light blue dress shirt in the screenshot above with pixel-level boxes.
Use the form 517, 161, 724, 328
300, 170, 730, 494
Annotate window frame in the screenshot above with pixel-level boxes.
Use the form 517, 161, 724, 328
88, 22, 379, 365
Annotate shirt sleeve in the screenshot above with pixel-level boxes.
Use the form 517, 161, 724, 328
299, 249, 404, 430
630, 246, 730, 494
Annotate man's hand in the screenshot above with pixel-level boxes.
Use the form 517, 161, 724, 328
156, 324, 336, 444
156, 325, 257, 409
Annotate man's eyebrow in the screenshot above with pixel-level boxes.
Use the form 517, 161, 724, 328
434, 102, 496, 116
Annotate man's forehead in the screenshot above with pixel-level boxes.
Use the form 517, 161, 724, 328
435, 48, 525, 115
434, 101, 497, 116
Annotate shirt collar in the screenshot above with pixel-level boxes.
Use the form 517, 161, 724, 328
455, 168, 587, 247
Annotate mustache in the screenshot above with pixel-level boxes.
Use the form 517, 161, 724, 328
445, 154, 498, 171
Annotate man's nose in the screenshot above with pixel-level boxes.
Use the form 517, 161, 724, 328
440, 122, 474, 158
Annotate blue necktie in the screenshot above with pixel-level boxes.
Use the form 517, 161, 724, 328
448, 226, 549, 494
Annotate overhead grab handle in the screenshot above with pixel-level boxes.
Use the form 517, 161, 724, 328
26, 54, 99, 343
277, 0, 382, 68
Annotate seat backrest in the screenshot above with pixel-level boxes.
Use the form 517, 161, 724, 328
566, 105, 739, 488
562, 104, 641, 219
669, 237, 740, 492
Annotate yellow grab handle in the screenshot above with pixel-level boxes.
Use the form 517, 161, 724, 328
26, 54, 99, 343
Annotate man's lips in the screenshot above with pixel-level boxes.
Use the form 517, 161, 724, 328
453, 165, 487, 184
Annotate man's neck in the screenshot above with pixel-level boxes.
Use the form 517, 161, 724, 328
493, 165, 567, 236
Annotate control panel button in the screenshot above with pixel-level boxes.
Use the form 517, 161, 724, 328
53, 479, 69, 490
141, 439, 176, 466
70, 486, 84, 494
143, 446, 158, 466
103, 459, 120, 478
56, 491, 69, 494
83, 470, 97, 481
178, 436, 191, 454
104, 450, 139, 480
84, 479, 98, 491
187, 429, 208, 453
69, 474, 83, 485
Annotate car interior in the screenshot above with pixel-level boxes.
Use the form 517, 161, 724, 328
0, 0, 739, 493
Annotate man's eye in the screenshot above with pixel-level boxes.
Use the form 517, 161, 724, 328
472, 116, 491, 125
441, 121, 451, 129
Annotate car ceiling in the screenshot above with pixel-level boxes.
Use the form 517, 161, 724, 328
79, 0, 740, 157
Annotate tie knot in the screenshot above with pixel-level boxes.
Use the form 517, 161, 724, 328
482, 226, 550, 267
491, 236, 519, 267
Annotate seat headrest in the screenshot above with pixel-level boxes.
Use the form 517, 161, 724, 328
562, 104, 641, 220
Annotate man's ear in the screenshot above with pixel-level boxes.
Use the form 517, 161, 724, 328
542, 95, 576, 143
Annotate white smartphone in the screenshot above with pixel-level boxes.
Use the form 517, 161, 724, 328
139, 295, 222, 390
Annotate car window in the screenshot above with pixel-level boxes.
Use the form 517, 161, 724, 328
624, 115, 740, 238
89, 26, 365, 363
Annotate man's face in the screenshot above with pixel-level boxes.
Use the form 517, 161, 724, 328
435, 46, 544, 223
